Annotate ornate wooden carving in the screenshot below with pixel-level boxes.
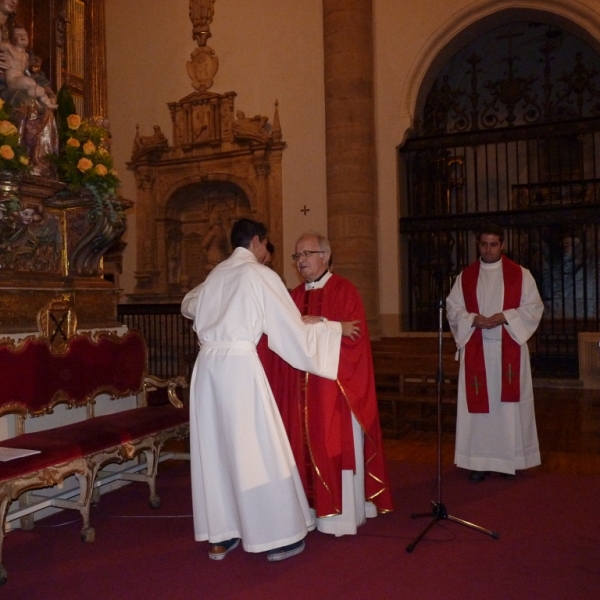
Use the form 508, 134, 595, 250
0, 2, 121, 333
0, 175, 127, 333
128, 92, 285, 302
36, 293, 77, 352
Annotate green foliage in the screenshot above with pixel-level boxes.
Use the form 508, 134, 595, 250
0, 99, 30, 174
52, 113, 120, 200
56, 85, 78, 142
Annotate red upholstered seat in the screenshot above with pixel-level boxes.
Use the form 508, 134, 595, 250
0, 405, 189, 482
0, 332, 147, 415
0, 328, 189, 587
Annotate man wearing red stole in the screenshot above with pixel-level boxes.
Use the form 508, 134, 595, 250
446, 224, 544, 482
268, 233, 393, 536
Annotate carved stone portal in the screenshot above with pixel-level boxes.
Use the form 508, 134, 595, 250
127, 91, 284, 302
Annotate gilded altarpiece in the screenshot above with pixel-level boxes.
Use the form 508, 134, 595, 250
128, 91, 285, 302
0, 0, 124, 334
0, 176, 130, 332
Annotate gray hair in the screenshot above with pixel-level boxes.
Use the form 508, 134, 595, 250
297, 232, 330, 254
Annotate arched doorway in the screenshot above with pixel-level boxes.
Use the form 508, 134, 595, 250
165, 180, 250, 291
399, 17, 600, 377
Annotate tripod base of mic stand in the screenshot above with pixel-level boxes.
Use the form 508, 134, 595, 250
406, 501, 500, 553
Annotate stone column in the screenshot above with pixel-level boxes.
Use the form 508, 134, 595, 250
322, 0, 380, 335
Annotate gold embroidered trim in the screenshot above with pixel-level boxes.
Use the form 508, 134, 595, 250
303, 371, 341, 515
337, 378, 391, 509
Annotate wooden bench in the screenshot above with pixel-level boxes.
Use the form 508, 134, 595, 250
372, 334, 459, 437
0, 301, 189, 585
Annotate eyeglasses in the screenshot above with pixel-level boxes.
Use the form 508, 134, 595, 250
291, 250, 325, 261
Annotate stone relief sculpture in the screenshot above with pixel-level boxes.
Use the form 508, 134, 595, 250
201, 204, 230, 276
167, 225, 183, 284
128, 2, 284, 301
187, 46, 219, 92
192, 106, 210, 141
186, 0, 219, 91
189, 0, 216, 46
131, 124, 169, 162
220, 99, 232, 137
174, 109, 186, 146
232, 111, 271, 143
130, 95, 284, 299
142, 238, 154, 270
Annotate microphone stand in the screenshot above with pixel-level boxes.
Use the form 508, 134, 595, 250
406, 299, 499, 553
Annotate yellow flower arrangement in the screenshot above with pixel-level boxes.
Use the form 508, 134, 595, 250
0, 145, 15, 160
67, 114, 82, 129
77, 157, 93, 172
0, 120, 17, 136
83, 140, 96, 155
52, 114, 120, 201
0, 99, 29, 174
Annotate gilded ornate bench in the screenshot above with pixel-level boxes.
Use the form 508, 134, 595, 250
0, 300, 189, 585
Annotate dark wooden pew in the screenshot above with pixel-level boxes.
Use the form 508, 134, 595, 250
371, 334, 459, 437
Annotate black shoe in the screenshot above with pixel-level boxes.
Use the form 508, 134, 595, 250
208, 537, 240, 560
502, 473, 516, 480
469, 470, 487, 482
267, 539, 305, 562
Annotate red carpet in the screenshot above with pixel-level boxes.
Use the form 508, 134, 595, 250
4, 460, 599, 599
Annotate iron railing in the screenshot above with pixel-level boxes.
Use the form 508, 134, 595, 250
399, 121, 600, 377
117, 304, 198, 380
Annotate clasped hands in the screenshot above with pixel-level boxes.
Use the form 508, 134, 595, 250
472, 312, 507, 330
302, 315, 361, 340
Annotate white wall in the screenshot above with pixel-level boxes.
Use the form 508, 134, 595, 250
106, 0, 327, 293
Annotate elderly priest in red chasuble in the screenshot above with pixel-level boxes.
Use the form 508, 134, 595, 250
259, 233, 393, 536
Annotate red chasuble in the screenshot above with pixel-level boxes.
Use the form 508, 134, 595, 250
461, 256, 523, 413
285, 274, 394, 517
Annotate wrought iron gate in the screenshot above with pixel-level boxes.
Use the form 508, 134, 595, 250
399, 21, 600, 377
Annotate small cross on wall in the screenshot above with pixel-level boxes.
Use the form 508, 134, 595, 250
300, 205, 310, 216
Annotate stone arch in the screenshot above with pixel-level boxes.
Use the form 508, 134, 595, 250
159, 173, 257, 220
397, 0, 600, 375
160, 177, 256, 291
400, 0, 600, 128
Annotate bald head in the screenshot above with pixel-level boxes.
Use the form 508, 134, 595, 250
294, 233, 331, 283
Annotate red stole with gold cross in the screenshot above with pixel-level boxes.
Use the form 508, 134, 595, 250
462, 256, 523, 413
